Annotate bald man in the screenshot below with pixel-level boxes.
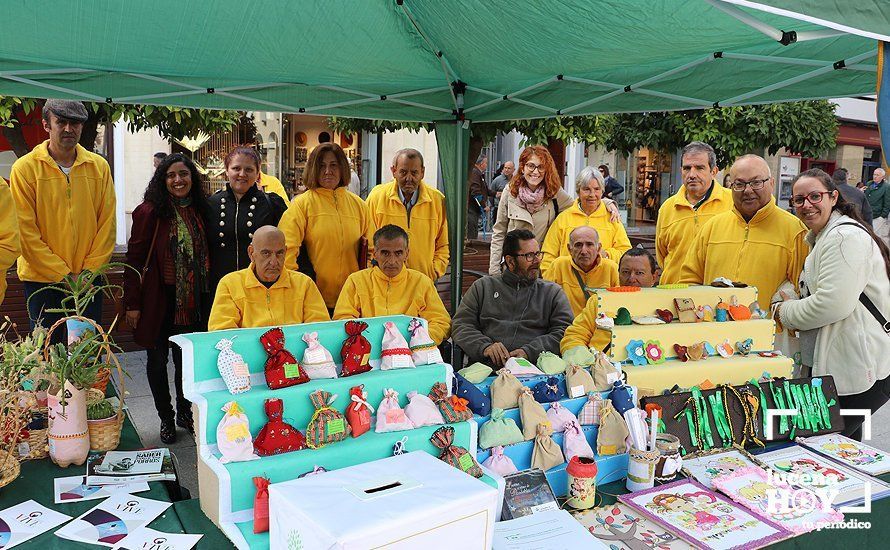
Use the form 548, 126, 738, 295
209, 226, 329, 330
679, 154, 807, 310
543, 226, 618, 315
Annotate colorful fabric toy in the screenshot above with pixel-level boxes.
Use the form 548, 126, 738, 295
716, 339, 735, 358
453, 373, 491, 416
614, 307, 633, 326
346, 384, 374, 438
697, 305, 715, 322
632, 315, 665, 325
404, 390, 445, 427
341, 320, 372, 377
749, 301, 768, 319
546, 401, 579, 433
254, 398, 306, 456
217, 401, 258, 464
482, 446, 518, 476
306, 389, 351, 449
532, 376, 565, 403
408, 317, 443, 365
430, 425, 483, 478
655, 308, 674, 323
261, 327, 309, 389
380, 321, 415, 370
625, 339, 647, 366
215, 337, 251, 394
301, 332, 338, 379
645, 340, 665, 364
727, 295, 752, 320
736, 338, 754, 355
429, 382, 473, 423
674, 298, 697, 323
595, 312, 615, 330
375, 388, 415, 433
253, 477, 270, 533
715, 299, 730, 322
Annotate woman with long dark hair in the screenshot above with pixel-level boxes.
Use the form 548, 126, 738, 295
124, 153, 211, 443
776, 168, 890, 440
207, 146, 288, 289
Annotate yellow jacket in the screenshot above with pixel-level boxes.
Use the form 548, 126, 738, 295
366, 180, 449, 280
208, 265, 329, 331
543, 256, 619, 316
259, 172, 289, 203
679, 200, 808, 310
541, 201, 631, 274
560, 294, 612, 354
10, 141, 115, 283
0, 179, 21, 306
656, 183, 733, 283
279, 186, 375, 308
333, 266, 451, 344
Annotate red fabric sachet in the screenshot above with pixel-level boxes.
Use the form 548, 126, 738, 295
253, 476, 270, 533
261, 327, 309, 389
341, 320, 372, 376
254, 398, 306, 456
346, 384, 374, 438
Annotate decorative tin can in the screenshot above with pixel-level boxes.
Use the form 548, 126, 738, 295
655, 433, 683, 482
626, 446, 659, 492
565, 455, 598, 509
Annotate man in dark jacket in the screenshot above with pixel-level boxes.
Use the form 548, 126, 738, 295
466, 156, 490, 240
452, 229, 574, 368
833, 168, 873, 225
865, 168, 889, 221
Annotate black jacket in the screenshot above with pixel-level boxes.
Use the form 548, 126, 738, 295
206, 183, 288, 290
837, 183, 873, 225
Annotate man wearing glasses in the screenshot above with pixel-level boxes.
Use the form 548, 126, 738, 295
452, 229, 573, 368
679, 154, 807, 311
655, 142, 733, 284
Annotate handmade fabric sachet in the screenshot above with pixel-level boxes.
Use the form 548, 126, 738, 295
591, 351, 621, 391
375, 388, 416, 433
306, 389, 351, 449
217, 401, 258, 464
253, 477, 270, 533
479, 408, 524, 449
563, 419, 595, 461
380, 321, 416, 370
404, 390, 445, 427
453, 373, 491, 416
609, 380, 636, 415
430, 425, 483, 478
482, 446, 519, 476
566, 364, 597, 399
301, 331, 338, 379
531, 422, 565, 471
215, 337, 251, 394
546, 401, 579, 433
458, 362, 494, 384
261, 327, 309, 389
346, 384, 374, 438
429, 382, 473, 423
597, 400, 629, 455
340, 320, 372, 377
537, 351, 567, 374
532, 376, 566, 403
490, 369, 525, 410
254, 398, 306, 456
518, 387, 550, 440
408, 317, 443, 365
504, 356, 545, 377
578, 392, 604, 426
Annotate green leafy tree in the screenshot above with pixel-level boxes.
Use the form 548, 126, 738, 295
0, 96, 242, 157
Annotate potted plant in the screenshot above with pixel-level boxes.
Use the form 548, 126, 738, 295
86, 391, 123, 452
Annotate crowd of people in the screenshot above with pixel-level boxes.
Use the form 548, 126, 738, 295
1, 99, 888, 444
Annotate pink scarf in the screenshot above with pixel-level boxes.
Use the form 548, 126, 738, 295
517, 184, 546, 214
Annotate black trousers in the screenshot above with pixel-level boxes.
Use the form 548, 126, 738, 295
838, 373, 890, 441
23, 281, 103, 344
146, 286, 203, 422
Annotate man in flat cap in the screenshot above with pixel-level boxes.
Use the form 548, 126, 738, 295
10, 99, 116, 340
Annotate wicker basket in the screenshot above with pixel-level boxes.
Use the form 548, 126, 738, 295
46, 316, 126, 454
0, 450, 20, 489
21, 408, 49, 460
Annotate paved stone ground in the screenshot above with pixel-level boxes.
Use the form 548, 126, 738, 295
115, 350, 890, 500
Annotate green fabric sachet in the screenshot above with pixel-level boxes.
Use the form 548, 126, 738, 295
458, 362, 494, 384
537, 351, 567, 374
479, 408, 525, 449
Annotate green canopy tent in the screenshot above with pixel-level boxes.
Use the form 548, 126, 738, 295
0, 0, 883, 313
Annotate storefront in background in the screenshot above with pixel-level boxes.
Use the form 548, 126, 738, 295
281, 115, 361, 195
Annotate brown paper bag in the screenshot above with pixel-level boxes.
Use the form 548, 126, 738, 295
565, 364, 596, 399
590, 351, 619, 391
490, 369, 525, 410
597, 400, 629, 455
531, 422, 565, 471
518, 387, 549, 440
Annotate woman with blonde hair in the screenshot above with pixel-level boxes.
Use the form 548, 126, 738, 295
540, 166, 631, 274
278, 143, 374, 313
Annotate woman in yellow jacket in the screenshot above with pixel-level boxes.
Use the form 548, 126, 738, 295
0, 179, 20, 307
541, 166, 631, 275
278, 143, 374, 311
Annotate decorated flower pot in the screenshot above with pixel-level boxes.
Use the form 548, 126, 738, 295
47, 381, 90, 467
66, 318, 96, 346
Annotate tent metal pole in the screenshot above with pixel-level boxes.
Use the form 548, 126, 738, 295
631, 56, 713, 88
561, 75, 623, 90
386, 86, 451, 99
213, 92, 302, 112
722, 52, 877, 72
397, 1, 461, 83
317, 85, 378, 98
795, 29, 848, 42
389, 98, 452, 113
563, 88, 626, 114
465, 86, 502, 98
706, 0, 783, 41
720, 0, 890, 42
0, 75, 105, 101
506, 76, 560, 99
0, 68, 96, 76
633, 88, 713, 107
508, 97, 558, 114
462, 96, 502, 114
115, 89, 209, 102
304, 96, 382, 112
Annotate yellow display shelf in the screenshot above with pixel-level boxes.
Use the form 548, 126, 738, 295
593, 285, 759, 317
625, 354, 793, 396
610, 319, 777, 362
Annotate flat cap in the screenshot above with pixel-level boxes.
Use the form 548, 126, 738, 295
43, 99, 89, 122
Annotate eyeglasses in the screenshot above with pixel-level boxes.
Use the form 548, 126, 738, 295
524, 162, 544, 174
789, 191, 833, 208
730, 178, 769, 191
510, 251, 544, 262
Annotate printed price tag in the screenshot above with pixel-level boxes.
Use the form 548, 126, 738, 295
326, 418, 346, 436
225, 423, 249, 441
458, 453, 474, 471
385, 409, 407, 424
305, 349, 326, 364
233, 363, 249, 378
606, 371, 621, 384
391, 355, 411, 369
570, 385, 585, 398
284, 363, 301, 379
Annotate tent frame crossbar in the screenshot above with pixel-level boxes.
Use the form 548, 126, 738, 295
0, 74, 105, 101
708, 0, 846, 44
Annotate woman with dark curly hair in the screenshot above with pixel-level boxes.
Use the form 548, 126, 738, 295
123, 153, 211, 444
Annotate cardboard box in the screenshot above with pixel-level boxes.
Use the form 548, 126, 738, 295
269, 451, 498, 549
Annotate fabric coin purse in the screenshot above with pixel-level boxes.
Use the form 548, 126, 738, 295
217, 401, 258, 464
254, 398, 306, 456
453, 373, 491, 416
404, 390, 445, 427
375, 388, 415, 433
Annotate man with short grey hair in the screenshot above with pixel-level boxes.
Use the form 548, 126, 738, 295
489, 161, 514, 216
655, 141, 733, 283
866, 168, 890, 245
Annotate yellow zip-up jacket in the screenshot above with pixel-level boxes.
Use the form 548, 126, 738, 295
656, 183, 733, 284
0, 179, 21, 306
10, 141, 115, 283
208, 265, 329, 331
541, 201, 631, 275
259, 172, 289, 203
560, 293, 612, 354
333, 266, 451, 344
679, 200, 808, 311
543, 256, 619, 316
279, 186, 375, 308
366, 180, 449, 280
